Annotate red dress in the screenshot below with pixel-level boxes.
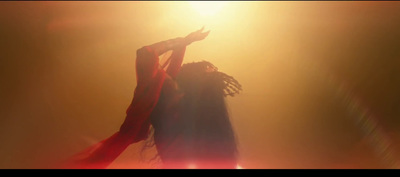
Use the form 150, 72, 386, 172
63, 45, 185, 169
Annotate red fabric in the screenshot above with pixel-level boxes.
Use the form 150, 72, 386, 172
62, 46, 169, 169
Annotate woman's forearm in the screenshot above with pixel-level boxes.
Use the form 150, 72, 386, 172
138, 27, 209, 56
143, 37, 186, 56
135, 28, 208, 81
166, 46, 186, 78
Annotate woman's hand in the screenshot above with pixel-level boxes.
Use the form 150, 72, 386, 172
183, 27, 210, 46
138, 27, 210, 58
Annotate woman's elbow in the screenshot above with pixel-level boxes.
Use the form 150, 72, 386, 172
136, 46, 155, 57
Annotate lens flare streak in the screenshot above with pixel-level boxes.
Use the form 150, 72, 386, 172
305, 62, 400, 169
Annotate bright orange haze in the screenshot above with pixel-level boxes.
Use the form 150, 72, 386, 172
1, 1, 400, 169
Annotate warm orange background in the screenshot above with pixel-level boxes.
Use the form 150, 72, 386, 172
1, 1, 400, 169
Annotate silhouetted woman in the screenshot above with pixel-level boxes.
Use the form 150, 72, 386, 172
63, 27, 242, 169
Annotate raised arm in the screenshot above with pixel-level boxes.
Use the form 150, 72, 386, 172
134, 38, 180, 85
141, 27, 210, 58
121, 27, 210, 141
136, 27, 210, 83
164, 45, 186, 78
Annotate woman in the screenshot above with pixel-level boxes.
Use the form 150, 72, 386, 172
63, 27, 242, 169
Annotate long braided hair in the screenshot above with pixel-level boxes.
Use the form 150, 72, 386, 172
142, 60, 242, 168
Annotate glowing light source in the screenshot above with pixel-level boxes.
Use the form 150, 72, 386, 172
188, 163, 197, 169
189, 1, 228, 17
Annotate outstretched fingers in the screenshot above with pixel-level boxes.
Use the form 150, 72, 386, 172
198, 31, 210, 40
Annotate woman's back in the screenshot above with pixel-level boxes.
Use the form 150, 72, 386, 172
149, 71, 238, 169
